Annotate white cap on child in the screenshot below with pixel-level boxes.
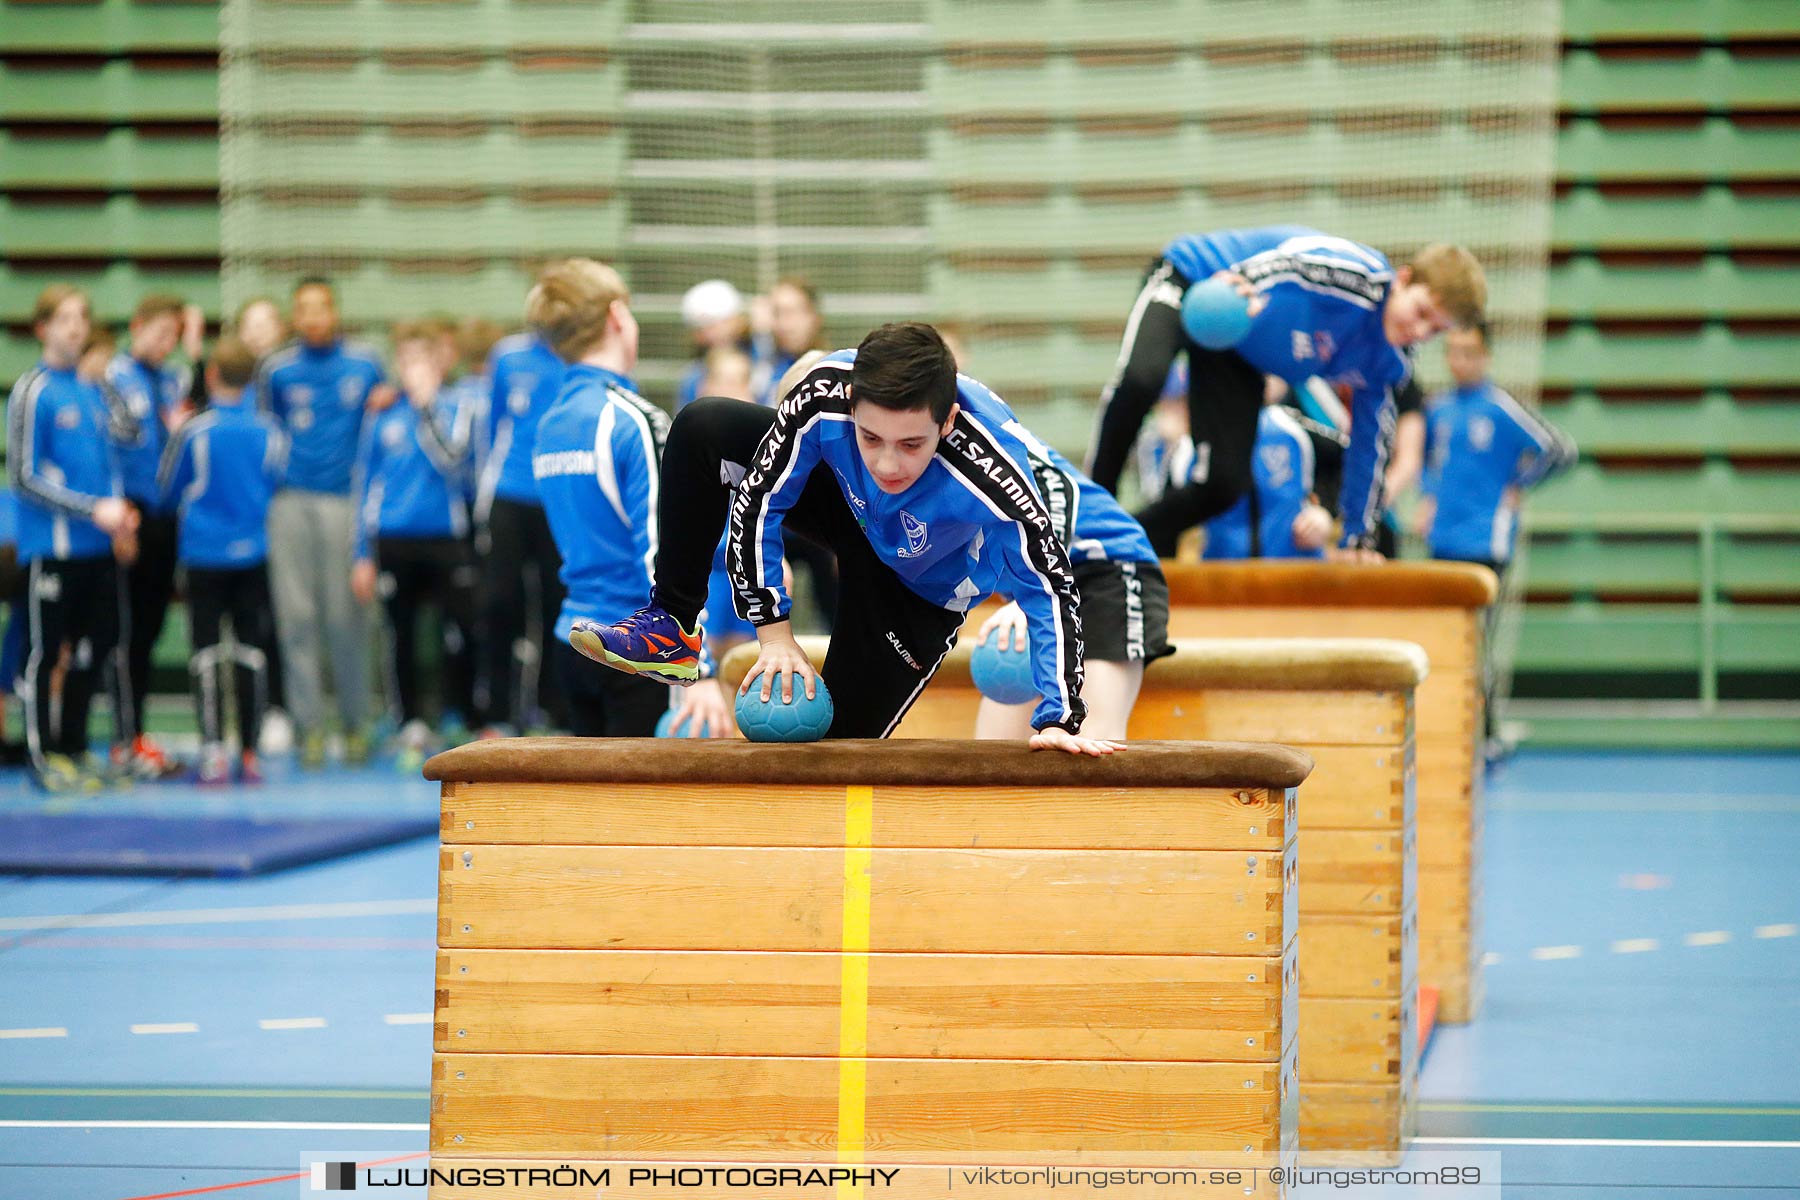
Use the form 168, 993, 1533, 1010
681, 280, 745, 330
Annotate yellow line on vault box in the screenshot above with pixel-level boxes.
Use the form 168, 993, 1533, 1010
838, 784, 874, 1196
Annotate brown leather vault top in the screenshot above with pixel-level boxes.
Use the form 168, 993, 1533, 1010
1163, 559, 1499, 609
425, 737, 1313, 790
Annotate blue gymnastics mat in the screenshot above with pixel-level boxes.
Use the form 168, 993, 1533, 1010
0, 812, 438, 877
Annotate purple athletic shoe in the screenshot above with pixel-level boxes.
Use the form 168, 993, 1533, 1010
569, 608, 703, 686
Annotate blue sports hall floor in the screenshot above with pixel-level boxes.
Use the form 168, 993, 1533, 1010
1, 750, 1795, 1198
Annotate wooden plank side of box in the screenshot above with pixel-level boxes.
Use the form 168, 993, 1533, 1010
434, 950, 1288, 1061
430, 1054, 1290, 1159
439, 846, 1291, 954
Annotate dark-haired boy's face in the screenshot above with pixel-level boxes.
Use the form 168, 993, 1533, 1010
852, 401, 957, 494
292, 285, 339, 347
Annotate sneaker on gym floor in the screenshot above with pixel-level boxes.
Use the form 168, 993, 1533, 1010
127, 734, 183, 780
85, 752, 133, 790
393, 719, 435, 773
300, 729, 327, 770
258, 708, 296, 757
34, 753, 93, 794
238, 751, 265, 785
569, 608, 703, 686
344, 728, 371, 766
196, 744, 231, 786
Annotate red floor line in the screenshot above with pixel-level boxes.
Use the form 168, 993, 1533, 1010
117, 1151, 428, 1200
1418, 984, 1441, 1057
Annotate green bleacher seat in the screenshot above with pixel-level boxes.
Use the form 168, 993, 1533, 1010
231, 0, 624, 51
1517, 603, 1704, 672
0, 264, 221, 326
0, 60, 218, 123
1534, 461, 1800, 519
933, 122, 1528, 187
1719, 535, 1800, 597
1561, 48, 1800, 113
227, 127, 626, 191
923, 0, 1528, 48
928, 118, 1800, 189
227, 195, 624, 257
1557, 116, 1800, 182
928, 260, 1143, 322
0, 196, 218, 258
0, 0, 219, 54
231, 59, 620, 120
634, 0, 921, 20
1553, 185, 1800, 251
1542, 393, 1800, 459
0, 129, 219, 192
955, 328, 1120, 394
1714, 607, 1800, 669
1561, 0, 1800, 42
1547, 255, 1800, 320
1525, 533, 1705, 595
930, 51, 1533, 120
1516, 602, 1800, 675
1542, 326, 1796, 389
1524, 530, 1800, 599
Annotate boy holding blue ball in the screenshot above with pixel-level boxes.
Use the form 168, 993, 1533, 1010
574, 323, 1166, 755
1086, 229, 1486, 557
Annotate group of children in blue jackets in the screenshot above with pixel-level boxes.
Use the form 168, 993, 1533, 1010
6, 224, 1575, 786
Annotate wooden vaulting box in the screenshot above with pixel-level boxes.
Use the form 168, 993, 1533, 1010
1155, 561, 1496, 1026
424, 738, 1311, 1198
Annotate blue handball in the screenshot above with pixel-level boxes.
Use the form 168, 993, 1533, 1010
736, 676, 835, 743
970, 628, 1036, 706
1180, 276, 1254, 350
655, 708, 714, 738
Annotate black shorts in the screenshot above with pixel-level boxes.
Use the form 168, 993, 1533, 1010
1073, 558, 1173, 665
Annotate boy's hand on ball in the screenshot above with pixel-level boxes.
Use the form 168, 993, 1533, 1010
1210, 270, 1268, 318
1030, 727, 1127, 757
976, 601, 1026, 652
676, 679, 735, 738
743, 624, 816, 705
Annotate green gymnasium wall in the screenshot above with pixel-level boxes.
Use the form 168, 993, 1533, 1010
2, 0, 1797, 730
